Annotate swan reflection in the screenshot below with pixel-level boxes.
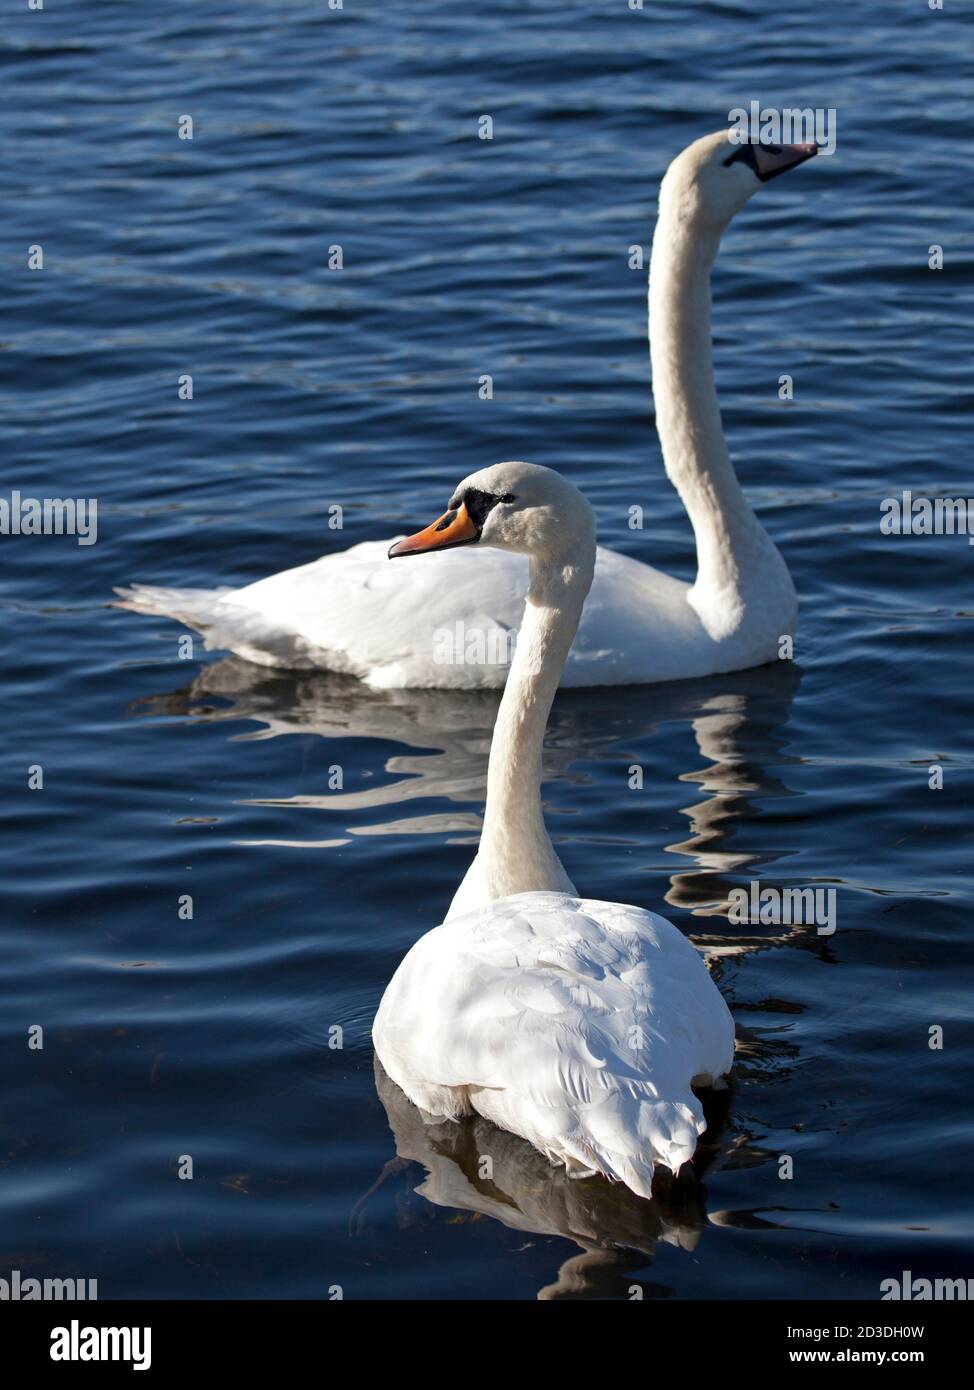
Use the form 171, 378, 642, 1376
354, 1058, 728, 1300
128, 656, 820, 960
129, 655, 815, 958
129, 655, 799, 853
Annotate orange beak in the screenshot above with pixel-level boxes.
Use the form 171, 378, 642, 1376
388, 501, 479, 558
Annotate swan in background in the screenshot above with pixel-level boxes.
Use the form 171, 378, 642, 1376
372, 462, 735, 1198
115, 130, 817, 690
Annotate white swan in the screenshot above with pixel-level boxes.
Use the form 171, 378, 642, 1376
116, 130, 816, 689
372, 461, 735, 1198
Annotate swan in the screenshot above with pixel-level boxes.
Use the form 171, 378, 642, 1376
372, 461, 735, 1198
115, 130, 817, 690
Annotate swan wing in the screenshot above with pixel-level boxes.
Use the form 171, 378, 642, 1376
116, 540, 528, 688
373, 891, 735, 1197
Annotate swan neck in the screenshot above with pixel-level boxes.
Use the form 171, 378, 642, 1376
478, 552, 591, 883
649, 204, 760, 593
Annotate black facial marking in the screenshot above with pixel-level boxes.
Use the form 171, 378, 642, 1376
448, 487, 516, 528
722, 142, 760, 175
434, 509, 457, 532
723, 141, 812, 184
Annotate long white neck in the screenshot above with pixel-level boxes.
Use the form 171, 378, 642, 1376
649, 201, 768, 610
448, 549, 594, 917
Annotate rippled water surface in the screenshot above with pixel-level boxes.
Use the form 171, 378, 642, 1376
2, 1, 973, 1299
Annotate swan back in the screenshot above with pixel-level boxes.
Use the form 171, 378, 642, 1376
373, 891, 735, 1196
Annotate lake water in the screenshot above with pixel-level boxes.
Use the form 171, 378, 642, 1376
2, 0, 972, 1300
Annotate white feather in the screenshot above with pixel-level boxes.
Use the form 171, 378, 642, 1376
373, 891, 734, 1199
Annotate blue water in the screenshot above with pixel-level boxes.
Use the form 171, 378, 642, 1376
2, 0, 973, 1300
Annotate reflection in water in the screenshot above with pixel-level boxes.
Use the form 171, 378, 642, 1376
130, 658, 815, 950
130, 658, 503, 835
357, 1058, 728, 1300
658, 662, 810, 951
129, 656, 801, 856
130, 658, 816, 954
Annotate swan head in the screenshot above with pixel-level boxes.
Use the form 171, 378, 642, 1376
661, 129, 818, 229
388, 461, 596, 567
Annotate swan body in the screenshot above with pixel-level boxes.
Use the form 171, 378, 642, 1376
115, 531, 790, 689
373, 891, 734, 1198
372, 458, 736, 1195
116, 129, 815, 690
